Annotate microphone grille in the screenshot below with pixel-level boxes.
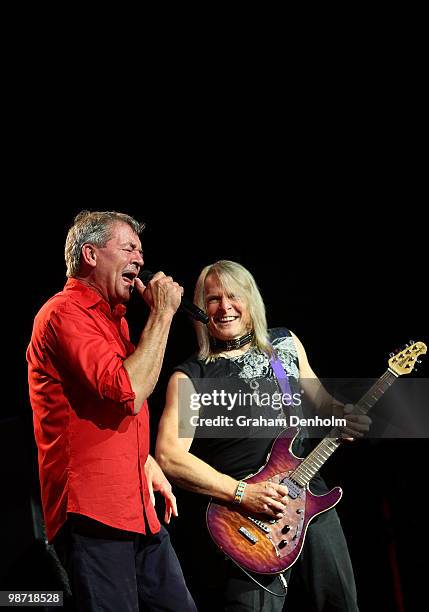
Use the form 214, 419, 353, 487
139, 270, 154, 284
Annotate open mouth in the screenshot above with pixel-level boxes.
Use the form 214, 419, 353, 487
122, 271, 137, 285
215, 316, 239, 324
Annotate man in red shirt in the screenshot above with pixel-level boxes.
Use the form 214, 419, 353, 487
27, 210, 197, 611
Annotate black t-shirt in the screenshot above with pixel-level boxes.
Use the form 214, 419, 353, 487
175, 328, 327, 493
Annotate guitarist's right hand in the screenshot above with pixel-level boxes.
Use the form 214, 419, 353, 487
239, 481, 289, 519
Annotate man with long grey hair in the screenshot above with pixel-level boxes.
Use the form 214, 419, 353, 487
156, 260, 369, 611
27, 211, 196, 611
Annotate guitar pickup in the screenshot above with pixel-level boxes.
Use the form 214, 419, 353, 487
238, 526, 258, 544
247, 516, 271, 533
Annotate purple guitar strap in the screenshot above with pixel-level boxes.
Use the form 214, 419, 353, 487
269, 347, 293, 398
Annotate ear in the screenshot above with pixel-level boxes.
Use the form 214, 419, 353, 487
81, 244, 97, 268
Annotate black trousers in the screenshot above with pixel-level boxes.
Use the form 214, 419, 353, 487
174, 508, 358, 612
53, 515, 197, 612
285, 508, 359, 612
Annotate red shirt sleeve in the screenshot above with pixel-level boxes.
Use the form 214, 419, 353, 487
43, 301, 136, 414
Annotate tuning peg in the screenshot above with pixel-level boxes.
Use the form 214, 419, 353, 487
389, 352, 395, 357
409, 339, 415, 345
416, 359, 422, 364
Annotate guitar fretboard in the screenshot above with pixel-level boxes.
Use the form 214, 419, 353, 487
290, 369, 398, 487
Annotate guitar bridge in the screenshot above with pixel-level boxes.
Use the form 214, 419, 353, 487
238, 526, 258, 544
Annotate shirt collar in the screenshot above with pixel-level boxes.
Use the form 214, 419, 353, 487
65, 278, 127, 319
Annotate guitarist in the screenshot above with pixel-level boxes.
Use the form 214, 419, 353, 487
156, 260, 371, 612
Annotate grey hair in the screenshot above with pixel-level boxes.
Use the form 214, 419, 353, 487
193, 260, 273, 362
65, 210, 145, 277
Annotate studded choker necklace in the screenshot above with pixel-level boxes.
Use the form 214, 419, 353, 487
212, 330, 254, 352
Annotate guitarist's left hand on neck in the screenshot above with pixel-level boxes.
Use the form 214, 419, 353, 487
337, 403, 372, 441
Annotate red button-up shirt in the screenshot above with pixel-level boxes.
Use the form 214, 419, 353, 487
27, 278, 160, 542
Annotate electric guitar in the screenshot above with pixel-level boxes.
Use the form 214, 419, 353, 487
206, 341, 427, 575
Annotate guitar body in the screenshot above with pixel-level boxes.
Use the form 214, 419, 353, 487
206, 428, 342, 574
206, 342, 427, 575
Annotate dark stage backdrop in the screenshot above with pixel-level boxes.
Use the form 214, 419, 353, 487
5, 202, 427, 612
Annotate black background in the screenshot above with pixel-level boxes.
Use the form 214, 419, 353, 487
5, 193, 426, 611
2, 46, 428, 609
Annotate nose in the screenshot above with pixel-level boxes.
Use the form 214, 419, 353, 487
132, 251, 144, 268
219, 296, 232, 311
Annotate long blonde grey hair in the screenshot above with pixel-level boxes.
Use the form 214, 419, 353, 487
193, 260, 273, 361
65, 210, 145, 277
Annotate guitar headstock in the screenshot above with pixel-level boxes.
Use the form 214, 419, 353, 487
388, 341, 427, 376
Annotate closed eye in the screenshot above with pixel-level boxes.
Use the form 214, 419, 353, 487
121, 248, 143, 256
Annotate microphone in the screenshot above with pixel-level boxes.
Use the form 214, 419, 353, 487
139, 270, 209, 324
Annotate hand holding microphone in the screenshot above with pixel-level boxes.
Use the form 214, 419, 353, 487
136, 270, 209, 324
134, 271, 182, 317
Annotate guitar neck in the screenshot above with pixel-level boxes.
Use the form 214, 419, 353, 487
290, 369, 398, 487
